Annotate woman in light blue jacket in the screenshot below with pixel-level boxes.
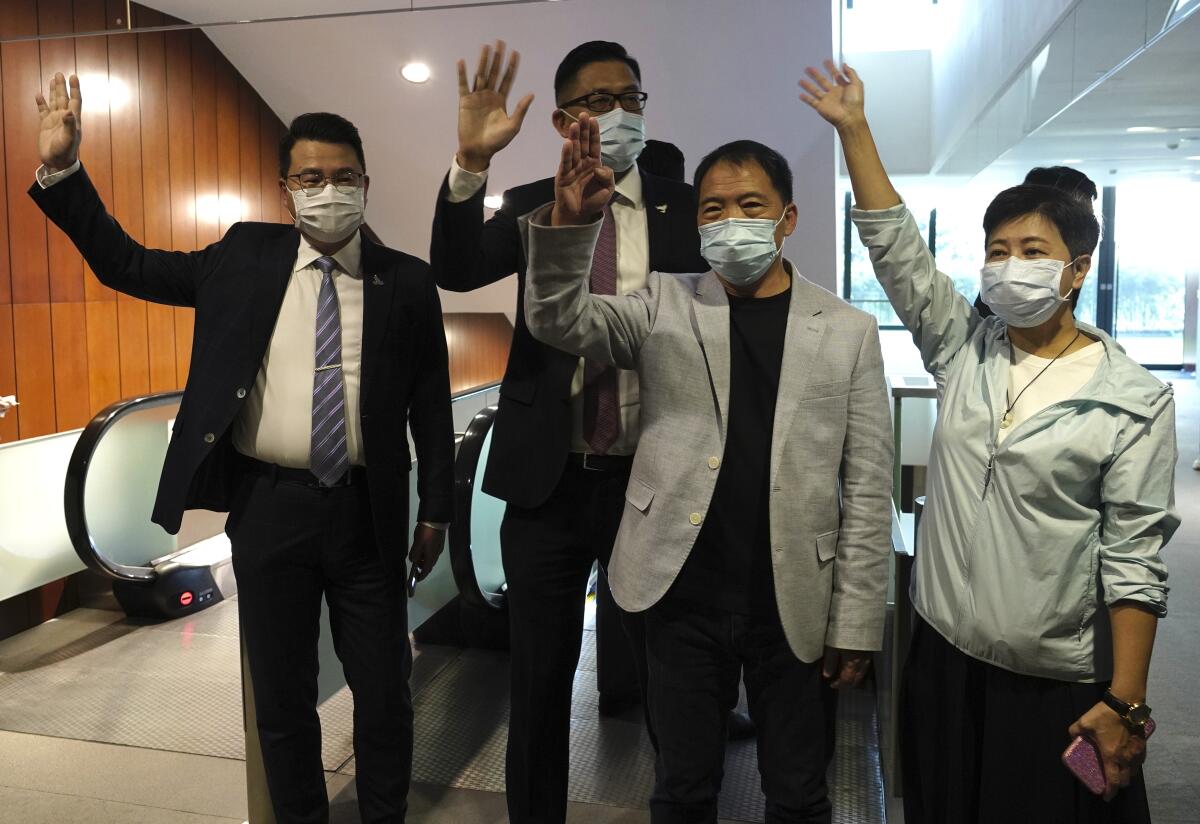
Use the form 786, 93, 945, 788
802, 61, 1179, 824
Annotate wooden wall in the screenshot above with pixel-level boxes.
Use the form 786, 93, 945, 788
0, 0, 288, 445
443, 312, 512, 396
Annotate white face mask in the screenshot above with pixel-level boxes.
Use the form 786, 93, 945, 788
699, 213, 787, 287
561, 107, 647, 172
979, 256, 1076, 328
291, 185, 364, 244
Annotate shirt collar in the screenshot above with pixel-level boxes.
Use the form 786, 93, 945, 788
294, 230, 363, 278
613, 167, 644, 208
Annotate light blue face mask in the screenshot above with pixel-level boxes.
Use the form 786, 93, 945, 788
559, 108, 647, 172
699, 213, 786, 287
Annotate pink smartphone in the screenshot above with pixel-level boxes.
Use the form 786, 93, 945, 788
1062, 718, 1156, 795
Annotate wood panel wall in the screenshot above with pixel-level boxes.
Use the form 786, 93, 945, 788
0, 0, 288, 446
443, 312, 512, 396
0, 1, 286, 638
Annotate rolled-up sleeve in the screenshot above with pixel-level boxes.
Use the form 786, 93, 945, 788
1098, 394, 1178, 616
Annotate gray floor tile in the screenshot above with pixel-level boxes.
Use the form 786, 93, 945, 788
0, 730, 246, 819
0, 785, 243, 824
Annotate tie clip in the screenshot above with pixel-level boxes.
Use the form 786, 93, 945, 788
315, 363, 342, 372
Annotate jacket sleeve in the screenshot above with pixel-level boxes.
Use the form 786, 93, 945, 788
28, 165, 218, 307
826, 320, 895, 651
407, 266, 456, 525
1098, 393, 1178, 616
519, 206, 655, 371
429, 173, 522, 292
851, 202, 982, 386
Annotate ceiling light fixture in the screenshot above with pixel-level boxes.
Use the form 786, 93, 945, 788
484, 195, 503, 210
1126, 126, 1168, 133
401, 62, 431, 83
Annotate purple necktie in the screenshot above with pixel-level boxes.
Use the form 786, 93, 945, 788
310, 256, 349, 485
583, 202, 620, 455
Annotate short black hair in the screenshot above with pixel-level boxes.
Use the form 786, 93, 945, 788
982, 184, 1100, 261
278, 112, 365, 177
637, 139, 686, 183
554, 41, 641, 101
1023, 166, 1098, 206
693, 140, 793, 204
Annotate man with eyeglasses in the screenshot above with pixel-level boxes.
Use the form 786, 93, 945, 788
31, 75, 453, 824
430, 40, 709, 824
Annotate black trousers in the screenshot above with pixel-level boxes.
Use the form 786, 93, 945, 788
645, 599, 838, 824
501, 459, 652, 824
901, 616, 1151, 824
227, 471, 413, 824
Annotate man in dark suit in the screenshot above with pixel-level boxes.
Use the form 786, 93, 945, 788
32, 73, 453, 824
430, 40, 707, 824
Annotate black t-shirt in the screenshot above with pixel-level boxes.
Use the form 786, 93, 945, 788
666, 286, 792, 616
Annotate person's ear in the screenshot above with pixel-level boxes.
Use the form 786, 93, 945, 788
362, 174, 370, 206
552, 108, 571, 139
779, 202, 798, 241
1071, 253, 1091, 289
280, 179, 295, 220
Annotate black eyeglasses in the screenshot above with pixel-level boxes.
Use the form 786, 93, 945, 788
285, 170, 365, 197
557, 91, 649, 114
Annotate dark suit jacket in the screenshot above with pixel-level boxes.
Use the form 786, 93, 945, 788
430, 170, 706, 509
30, 167, 454, 557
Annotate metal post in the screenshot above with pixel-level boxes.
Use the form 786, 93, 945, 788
1096, 187, 1117, 334
842, 191, 853, 301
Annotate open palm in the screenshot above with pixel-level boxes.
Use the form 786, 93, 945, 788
553, 114, 614, 226
799, 59, 865, 130
457, 41, 534, 170
35, 72, 82, 171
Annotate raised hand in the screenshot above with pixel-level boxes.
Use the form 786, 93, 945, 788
551, 114, 615, 227
36, 72, 82, 172
799, 59, 865, 131
456, 40, 535, 173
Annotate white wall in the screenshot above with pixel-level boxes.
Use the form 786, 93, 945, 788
197, 0, 837, 311
842, 49, 931, 175
930, 0, 1077, 172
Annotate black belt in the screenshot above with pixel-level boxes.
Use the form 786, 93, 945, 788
239, 455, 366, 488
566, 452, 633, 473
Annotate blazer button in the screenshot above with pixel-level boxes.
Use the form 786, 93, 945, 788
707, 456, 720, 470
689, 512, 703, 526
203, 433, 215, 444
236, 387, 247, 398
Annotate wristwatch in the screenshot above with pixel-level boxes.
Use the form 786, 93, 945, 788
1102, 689, 1153, 736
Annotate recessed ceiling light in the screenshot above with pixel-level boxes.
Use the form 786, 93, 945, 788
1187, 155, 1200, 161
1126, 126, 1167, 133
401, 62, 431, 83
484, 194, 503, 209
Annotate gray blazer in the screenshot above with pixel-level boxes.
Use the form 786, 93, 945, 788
521, 210, 894, 661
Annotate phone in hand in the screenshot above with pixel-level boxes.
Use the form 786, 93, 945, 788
1062, 718, 1155, 796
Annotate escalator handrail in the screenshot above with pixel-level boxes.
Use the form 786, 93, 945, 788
449, 404, 506, 610
63, 391, 184, 583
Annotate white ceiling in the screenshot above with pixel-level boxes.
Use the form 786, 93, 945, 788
991, 7, 1200, 185
139, 0, 840, 315
144, 0, 540, 26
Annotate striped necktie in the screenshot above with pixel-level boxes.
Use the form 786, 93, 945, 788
583, 200, 620, 455
310, 255, 350, 485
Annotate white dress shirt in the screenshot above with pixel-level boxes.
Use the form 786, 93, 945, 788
233, 234, 366, 468
446, 157, 649, 455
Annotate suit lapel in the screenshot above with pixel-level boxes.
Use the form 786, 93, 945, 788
359, 233, 396, 410
690, 272, 732, 440
251, 229, 301, 360
770, 270, 828, 486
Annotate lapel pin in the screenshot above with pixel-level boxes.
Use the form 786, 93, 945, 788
372, 274, 384, 286
656, 204, 668, 213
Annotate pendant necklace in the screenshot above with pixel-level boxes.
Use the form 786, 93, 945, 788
1000, 329, 1082, 430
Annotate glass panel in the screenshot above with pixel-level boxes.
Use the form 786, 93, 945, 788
1113, 179, 1196, 364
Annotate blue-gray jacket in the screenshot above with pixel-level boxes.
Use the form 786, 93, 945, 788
854, 203, 1178, 682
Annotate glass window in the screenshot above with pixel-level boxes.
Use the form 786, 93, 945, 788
1113, 179, 1196, 365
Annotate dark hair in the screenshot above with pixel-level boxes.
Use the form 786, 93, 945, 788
981, 184, 1100, 311
1023, 166, 1098, 206
278, 112, 365, 177
637, 139, 686, 183
693, 140, 793, 204
554, 41, 641, 101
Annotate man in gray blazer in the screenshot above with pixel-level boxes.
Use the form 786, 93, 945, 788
521, 116, 893, 822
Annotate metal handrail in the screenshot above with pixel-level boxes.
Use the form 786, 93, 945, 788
448, 404, 505, 610
63, 391, 183, 583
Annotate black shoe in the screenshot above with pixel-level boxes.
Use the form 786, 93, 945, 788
727, 710, 755, 740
